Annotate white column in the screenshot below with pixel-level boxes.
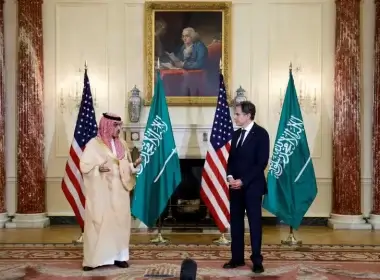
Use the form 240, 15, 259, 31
4, 0, 17, 216
328, 214, 371, 230
6, 213, 50, 228
361, 0, 375, 219
0, 213, 9, 228
369, 214, 380, 229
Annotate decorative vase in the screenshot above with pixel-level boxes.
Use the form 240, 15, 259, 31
127, 85, 142, 123
233, 85, 247, 106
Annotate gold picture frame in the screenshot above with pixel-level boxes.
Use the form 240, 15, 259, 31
144, 1, 232, 106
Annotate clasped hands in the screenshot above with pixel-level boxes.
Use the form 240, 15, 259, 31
228, 177, 243, 189
99, 157, 143, 173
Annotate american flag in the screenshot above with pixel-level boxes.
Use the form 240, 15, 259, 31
61, 69, 98, 230
200, 73, 234, 232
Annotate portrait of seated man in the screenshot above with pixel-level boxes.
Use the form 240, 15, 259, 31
163, 27, 208, 70
154, 12, 223, 97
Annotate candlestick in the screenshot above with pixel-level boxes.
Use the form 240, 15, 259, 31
60, 88, 65, 113
75, 84, 79, 99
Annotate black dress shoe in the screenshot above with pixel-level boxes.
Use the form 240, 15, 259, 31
253, 264, 264, 273
114, 261, 129, 268
83, 266, 94, 271
222, 260, 245, 269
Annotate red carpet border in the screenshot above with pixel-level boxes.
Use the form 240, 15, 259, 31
0, 243, 379, 262
0, 244, 379, 279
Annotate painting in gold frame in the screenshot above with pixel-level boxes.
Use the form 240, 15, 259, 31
144, 1, 232, 106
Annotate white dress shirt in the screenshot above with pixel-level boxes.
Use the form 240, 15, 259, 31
227, 121, 254, 180
236, 121, 254, 147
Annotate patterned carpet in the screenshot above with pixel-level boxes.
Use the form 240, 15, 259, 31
0, 243, 380, 279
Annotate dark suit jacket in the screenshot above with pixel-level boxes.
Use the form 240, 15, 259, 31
227, 123, 270, 196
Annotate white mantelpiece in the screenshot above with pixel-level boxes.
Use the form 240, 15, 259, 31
122, 123, 214, 159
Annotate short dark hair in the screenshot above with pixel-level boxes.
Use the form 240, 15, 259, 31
236, 101, 256, 120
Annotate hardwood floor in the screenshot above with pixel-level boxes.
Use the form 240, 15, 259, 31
0, 225, 379, 245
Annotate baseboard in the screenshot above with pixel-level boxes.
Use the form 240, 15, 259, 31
48, 216, 328, 227
49, 216, 79, 225
262, 217, 328, 226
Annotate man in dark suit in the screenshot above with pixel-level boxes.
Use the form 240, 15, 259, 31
223, 101, 270, 274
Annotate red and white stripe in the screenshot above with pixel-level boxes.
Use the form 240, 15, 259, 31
61, 139, 86, 230
200, 141, 231, 232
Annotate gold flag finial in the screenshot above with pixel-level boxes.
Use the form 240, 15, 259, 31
85, 60, 88, 70
289, 62, 292, 71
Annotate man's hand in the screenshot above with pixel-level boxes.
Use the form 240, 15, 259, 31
174, 61, 184, 68
134, 157, 142, 167
229, 179, 243, 189
99, 162, 110, 173
166, 52, 179, 62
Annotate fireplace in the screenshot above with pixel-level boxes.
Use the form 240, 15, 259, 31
122, 123, 221, 230
159, 159, 217, 229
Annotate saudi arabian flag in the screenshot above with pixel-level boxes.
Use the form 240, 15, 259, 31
262, 67, 317, 230
131, 71, 182, 228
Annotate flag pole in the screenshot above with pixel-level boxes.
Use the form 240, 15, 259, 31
72, 230, 84, 244
203, 208, 211, 220
281, 226, 302, 246
213, 231, 231, 245
279, 62, 302, 247
150, 216, 169, 244
146, 62, 168, 245
71, 60, 88, 245
164, 198, 176, 222
212, 58, 231, 246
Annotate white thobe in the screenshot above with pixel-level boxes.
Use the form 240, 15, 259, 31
80, 137, 136, 268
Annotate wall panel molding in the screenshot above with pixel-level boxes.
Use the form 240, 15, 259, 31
267, 2, 323, 159
54, 2, 110, 158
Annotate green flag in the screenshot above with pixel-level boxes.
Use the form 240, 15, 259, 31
262, 68, 317, 230
131, 72, 182, 228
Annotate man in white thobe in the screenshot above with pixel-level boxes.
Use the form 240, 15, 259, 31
80, 112, 141, 271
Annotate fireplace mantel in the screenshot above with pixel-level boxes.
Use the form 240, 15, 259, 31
122, 123, 214, 159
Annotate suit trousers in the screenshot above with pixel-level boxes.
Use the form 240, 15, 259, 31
229, 187, 263, 265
